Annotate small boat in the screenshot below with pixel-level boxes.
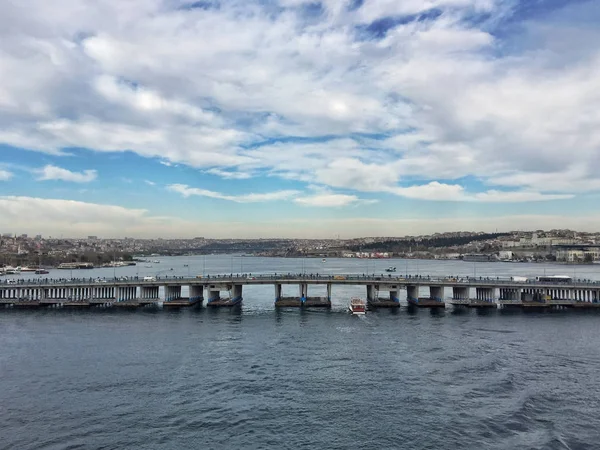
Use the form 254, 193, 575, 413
153, 260, 160, 263
385, 266, 396, 272
322, 258, 326, 263
35, 269, 49, 274
349, 297, 366, 315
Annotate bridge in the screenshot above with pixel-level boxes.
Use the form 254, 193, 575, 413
1, 273, 600, 309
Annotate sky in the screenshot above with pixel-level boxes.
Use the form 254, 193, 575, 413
1, 0, 600, 238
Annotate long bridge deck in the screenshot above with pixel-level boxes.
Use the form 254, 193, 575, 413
1, 273, 600, 309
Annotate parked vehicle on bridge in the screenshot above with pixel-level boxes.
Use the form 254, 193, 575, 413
143, 276, 157, 282
511, 276, 528, 282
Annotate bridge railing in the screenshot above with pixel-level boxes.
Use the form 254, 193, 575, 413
2, 274, 600, 287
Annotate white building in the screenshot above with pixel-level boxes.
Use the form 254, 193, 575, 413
555, 247, 600, 262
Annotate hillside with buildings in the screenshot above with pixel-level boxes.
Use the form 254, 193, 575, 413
1, 230, 600, 269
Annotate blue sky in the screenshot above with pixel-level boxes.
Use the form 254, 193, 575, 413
0, 0, 599, 238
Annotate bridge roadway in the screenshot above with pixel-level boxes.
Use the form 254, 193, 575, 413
1, 273, 600, 309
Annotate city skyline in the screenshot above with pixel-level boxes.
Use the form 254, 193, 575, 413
1, 0, 599, 238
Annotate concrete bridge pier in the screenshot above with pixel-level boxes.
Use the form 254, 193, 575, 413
230, 284, 243, 301
274, 282, 330, 308
407, 285, 445, 308
206, 283, 243, 307
140, 286, 160, 301
274, 283, 282, 302
366, 285, 377, 303
367, 284, 400, 308
189, 285, 204, 305
452, 286, 469, 300
165, 285, 182, 302
476, 287, 495, 302
430, 286, 444, 302
450, 286, 469, 306
138, 285, 160, 306
299, 283, 308, 303
406, 285, 419, 304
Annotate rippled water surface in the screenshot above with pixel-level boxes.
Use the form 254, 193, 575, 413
2, 257, 600, 449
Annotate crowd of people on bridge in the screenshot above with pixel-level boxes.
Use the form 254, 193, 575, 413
2, 273, 600, 286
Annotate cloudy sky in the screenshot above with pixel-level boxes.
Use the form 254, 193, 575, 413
1, 0, 599, 238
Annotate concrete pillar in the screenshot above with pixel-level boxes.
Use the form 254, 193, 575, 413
366, 285, 377, 302
327, 283, 332, 301
389, 287, 399, 303
407, 285, 418, 302
430, 286, 443, 301
476, 287, 494, 302
299, 283, 308, 303
207, 286, 220, 302
190, 285, 203, 302
165, 286, 181, 301
230, 284, 243, 301
453, 286, 468, 300
274, 283, 282, 301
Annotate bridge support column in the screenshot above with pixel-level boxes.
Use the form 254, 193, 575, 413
475, 287, 494, 302
165, 285, 182, 302
407, 285, 418, 304
452, 286, 469, 301
205, 283, 242, 307
367, 284, 400, 307
327, 283, 332, 301
299, 283, 308, 304
189, 285, 203, 304
366, 285, 377, 302
274, 283, 282, 302
430, 286, 444, 302
230, 284, 243, 302
207, 288, 220, 302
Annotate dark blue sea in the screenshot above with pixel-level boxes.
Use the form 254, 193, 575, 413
2, 256, 600, 449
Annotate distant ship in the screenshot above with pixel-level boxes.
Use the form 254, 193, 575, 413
385, 266, 396, 272
58, 262, 94, 269
462, 254, 493, 262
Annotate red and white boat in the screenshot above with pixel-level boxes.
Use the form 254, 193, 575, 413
349, 297, 366, 315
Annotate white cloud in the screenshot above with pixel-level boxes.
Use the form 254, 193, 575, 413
471, 190, 573, 203
166, 183, 300, 203
390, 182, 467, 201
388, 182, 573, 202
144, 180, 156, 186
206, 168, 253, 180
0, 0, 598, 210
93, 75, 217, 124
35, 165, 97, 183
295, 193, 374, 207
0, 169, 13, 181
